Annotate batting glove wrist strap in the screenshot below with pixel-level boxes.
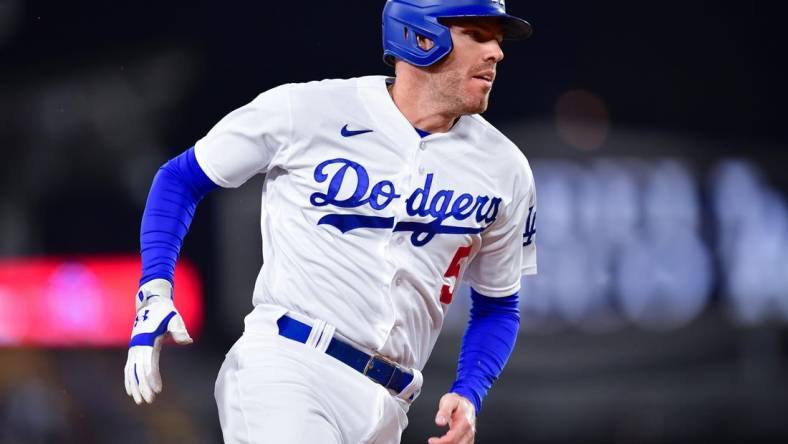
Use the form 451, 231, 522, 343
135, 278, 173, 311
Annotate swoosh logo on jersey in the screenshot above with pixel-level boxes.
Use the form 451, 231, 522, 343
341, 124, 374, 137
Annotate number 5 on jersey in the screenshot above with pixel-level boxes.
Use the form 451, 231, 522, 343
440, 245, 472, 304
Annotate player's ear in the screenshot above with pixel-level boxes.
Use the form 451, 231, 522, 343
416, 33, 435, 51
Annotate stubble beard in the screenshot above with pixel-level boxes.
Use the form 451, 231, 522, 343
428, 69, 490, 116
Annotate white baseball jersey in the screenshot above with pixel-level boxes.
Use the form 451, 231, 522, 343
194, 75, 537, 370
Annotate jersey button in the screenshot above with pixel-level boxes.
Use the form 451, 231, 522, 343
418, 166, 426, 174
419, 142, 427, 151
396, 236, 404, 245
395, 278, 403, 286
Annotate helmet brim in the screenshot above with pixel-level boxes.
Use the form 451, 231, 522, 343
437, 14, 533, 40
501, 15, 533, 40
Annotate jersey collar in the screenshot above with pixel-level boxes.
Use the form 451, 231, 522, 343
357, 76, 473, 145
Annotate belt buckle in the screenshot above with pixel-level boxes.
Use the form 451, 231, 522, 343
363, 353, 398, 387
363, 353, 397, 375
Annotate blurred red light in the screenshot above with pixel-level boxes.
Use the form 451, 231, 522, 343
0, 256, 203, 347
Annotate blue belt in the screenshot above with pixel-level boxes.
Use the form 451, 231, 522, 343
277, 315, 414, 395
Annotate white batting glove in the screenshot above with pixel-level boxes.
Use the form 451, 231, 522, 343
123, 278, 193, 405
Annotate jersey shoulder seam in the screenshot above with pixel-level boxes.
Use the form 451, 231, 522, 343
287, 76, 364, 93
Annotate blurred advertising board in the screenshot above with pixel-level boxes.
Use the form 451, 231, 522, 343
0, 256, 203, 347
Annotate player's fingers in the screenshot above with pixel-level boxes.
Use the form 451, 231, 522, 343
138, 370, 153, 403
451, 404, 473, 430
135, 349, 155, 404
167, 313, 193, 345
427, 428, 460, 444
447, 415, 474, 443
447, 416, 473, 444
435, 394, 459, 426
128, 351, 144, 405
455, 397, 476, 440
123, 354, 133, 397
142, 345, 160, 399
149, 336, 163, 393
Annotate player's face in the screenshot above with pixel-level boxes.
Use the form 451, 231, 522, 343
427, 17, 505, 115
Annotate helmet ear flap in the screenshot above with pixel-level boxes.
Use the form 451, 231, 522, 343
382, 2, 453, 67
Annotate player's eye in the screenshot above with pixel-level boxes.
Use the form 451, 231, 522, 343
464, 30, 483, 41
464, 29, 499, 44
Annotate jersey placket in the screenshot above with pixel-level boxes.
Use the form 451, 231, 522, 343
374, 129, 424, 350
375, 132, 433, 365
389, 132, 431, 275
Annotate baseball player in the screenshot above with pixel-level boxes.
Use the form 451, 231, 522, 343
124, 1, 537, 443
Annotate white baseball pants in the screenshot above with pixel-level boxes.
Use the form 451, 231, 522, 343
214, 305, 418, 443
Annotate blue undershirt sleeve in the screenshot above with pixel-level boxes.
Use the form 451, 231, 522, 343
139, 147, 219, 286
449, 287, 521, 413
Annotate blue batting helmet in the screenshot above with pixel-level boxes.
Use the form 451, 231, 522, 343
382, 0, 533, 67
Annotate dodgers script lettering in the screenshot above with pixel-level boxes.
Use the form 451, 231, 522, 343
310, 158, 503, 246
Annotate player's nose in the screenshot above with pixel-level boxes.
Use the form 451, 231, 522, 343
483, 39, 504, 63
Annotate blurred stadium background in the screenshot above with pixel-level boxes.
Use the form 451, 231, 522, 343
1, 1, 787, 443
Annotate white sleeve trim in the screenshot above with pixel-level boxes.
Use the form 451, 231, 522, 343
464, 278, 522, 298
521, 264, 538, 276
193, 141, 235, 189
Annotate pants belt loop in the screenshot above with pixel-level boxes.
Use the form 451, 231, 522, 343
396, 367, 423, 402
315, 324, 335, 353
305, 319, 327, 349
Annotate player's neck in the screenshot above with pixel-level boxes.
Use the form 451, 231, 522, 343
387, 79, 460, 134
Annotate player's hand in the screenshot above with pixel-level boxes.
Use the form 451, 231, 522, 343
427, 392, 477, 444
123, 278, 193, 405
